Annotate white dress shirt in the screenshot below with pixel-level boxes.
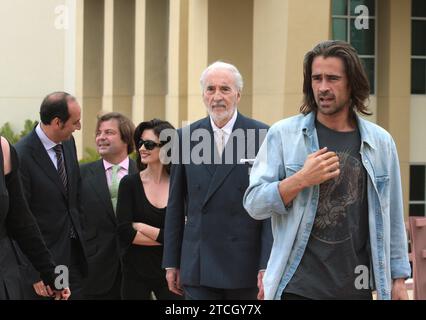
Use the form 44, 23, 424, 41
103, 157, 130, 187
210, 109, 238, 155
35, 123, 61, 170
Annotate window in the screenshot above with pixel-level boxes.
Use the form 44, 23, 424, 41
409, 165, 426, 216
411, 0, 426, 94
332, 0, 376, 94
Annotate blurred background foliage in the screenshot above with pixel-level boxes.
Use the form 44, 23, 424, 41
0, 119, 38, 144
1, 120, 137, 164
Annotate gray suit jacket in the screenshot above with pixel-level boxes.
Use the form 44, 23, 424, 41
163, 113, 272, 289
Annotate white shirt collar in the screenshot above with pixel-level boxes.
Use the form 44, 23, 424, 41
210, 109, 238, 136
35, 123, 59, 151
103, 157, 130, 171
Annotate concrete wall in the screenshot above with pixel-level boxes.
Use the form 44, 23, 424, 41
411, 96, 426, 164
1, 0, 425, 219
0, 0, 69, 131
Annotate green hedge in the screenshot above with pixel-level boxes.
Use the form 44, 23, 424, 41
0, 120, 38, 144
1, 120, 137, 164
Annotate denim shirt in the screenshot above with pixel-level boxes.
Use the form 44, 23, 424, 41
243, 112, 411, 300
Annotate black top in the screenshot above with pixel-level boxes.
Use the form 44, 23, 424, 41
285, 120, 371, 300
116, 173, 166, 279
0, 141, 57, 289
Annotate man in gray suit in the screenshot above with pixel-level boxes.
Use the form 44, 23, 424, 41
80, 112, 136, 299
163, 61, 272, 300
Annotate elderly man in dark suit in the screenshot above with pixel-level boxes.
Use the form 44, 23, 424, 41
163, 61, 272, 300
15, 92, 88, 299
80, 112, 137, 300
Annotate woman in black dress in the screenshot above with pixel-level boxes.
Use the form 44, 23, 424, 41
0, 136, 70, 300
117, 119, 182, 300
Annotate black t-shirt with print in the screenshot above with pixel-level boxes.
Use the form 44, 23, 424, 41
284, 119, 372, 300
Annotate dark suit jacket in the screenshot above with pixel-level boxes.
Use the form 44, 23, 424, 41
163, 112, 273, 289
80, 158, 137, 296
0, 143, 58, 299
15, 129, 88, 282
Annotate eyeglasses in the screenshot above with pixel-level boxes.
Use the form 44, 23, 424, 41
137, 139, 164, 150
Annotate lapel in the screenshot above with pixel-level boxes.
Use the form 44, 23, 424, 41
28, 130, 68, 198
88, 160, 116, 223
197, 117, 216, 177
202, 112, 245, 207
88, 158, 138, 224
62, 140, 75, 193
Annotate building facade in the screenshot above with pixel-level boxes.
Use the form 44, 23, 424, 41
1, 0, 425, 217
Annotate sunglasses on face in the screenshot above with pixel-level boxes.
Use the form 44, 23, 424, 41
137, 139, 164, 150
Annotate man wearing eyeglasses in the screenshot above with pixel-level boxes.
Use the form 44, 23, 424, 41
163, 61, 273, 300
80, 112, 137, 299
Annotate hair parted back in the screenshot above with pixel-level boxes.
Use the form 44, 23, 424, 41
133, 119, 176, 173
300, 40, 372, 116
96, 112, 136, 154
40, 91, 76, 125
200, 61, 244, 93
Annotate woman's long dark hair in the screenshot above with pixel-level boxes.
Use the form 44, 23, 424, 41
133, 119, 175, 173
300, 40, 372, 116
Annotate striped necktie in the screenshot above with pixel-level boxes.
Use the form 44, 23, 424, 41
53, 144, 68, 192
53, 144, 77, 238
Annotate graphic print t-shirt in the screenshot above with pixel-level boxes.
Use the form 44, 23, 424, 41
284, 119, 371, 300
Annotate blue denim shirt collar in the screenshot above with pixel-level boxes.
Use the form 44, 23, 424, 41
355, 114, 377, 151
301, 111, 377, 151
301, 111, 316, 138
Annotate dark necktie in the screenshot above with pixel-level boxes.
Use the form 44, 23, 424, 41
53, 144, 76, 239
53, 144, 68, 192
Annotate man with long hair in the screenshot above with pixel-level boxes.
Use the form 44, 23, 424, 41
244, 40, 410, 300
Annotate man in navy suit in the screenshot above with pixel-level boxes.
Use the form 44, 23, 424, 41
15, 92, 88, 299
80, 112, 137, 299
163, 61, 272, 300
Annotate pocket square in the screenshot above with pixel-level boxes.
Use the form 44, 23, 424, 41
239, 158, 255, 164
